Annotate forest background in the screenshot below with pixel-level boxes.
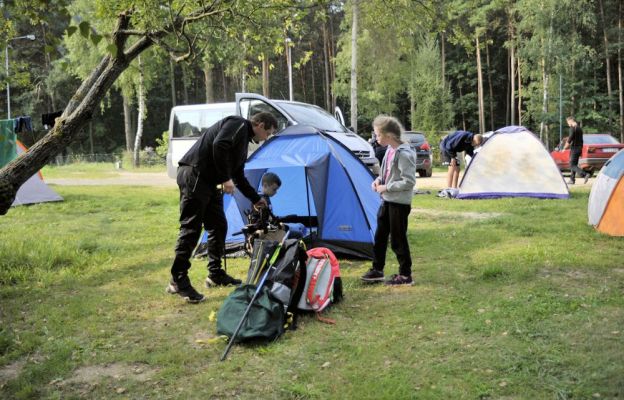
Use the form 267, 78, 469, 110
2, 0, 624, 160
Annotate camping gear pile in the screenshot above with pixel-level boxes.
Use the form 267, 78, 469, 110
217, 234, 342, 360
588, 148, 624, 236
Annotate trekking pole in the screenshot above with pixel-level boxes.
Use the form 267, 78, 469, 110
220, 231, 290, 361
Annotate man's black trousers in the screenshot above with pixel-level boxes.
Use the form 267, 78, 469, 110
569, 146, 587, 181
171, 166, 227, 281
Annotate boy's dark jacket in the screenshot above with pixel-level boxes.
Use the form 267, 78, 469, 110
178, 116, 260, 203
442, 130, 476, 157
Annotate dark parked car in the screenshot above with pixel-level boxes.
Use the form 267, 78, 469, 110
402, 131, 432, 177
551, 134, 624, 173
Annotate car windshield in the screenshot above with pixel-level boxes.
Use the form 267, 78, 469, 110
402, 132, 426, 144
275, 101, 348, 133
583, 134, 620, 145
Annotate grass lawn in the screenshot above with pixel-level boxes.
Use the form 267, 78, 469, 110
0, 181, 622, 399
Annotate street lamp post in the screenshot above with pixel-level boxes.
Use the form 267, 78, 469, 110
5, 34, 36, 119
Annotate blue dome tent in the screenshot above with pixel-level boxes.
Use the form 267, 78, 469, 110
196, 125, 381, 259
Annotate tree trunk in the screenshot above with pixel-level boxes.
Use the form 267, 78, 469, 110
41, 23, 57, 112
517, 57, 522, 124
329, 13, 337, 111
122, 93, 134, 153
204, 60, 214, 103
598, 0, 613, 118
310, 43, 316, 105
323, 21, 331, 111
88, 121, 94, 155
300, 67, 306, 103
475, 32, 485, 134
539, 56, 550, 148
262, 56, 270, 97
485, 39, 494, 131
133, 56, 146, 168
459, 84, 466, 131
222, 66, 228, 101
169, 58, 176, 108
181, 64, 189, 104
510, 26, 516, 125
350, 0, 359, 132
619, 1, 624, 142
441, 31, 446, 89
410, 91, 415, 130
506, 48, 510, 125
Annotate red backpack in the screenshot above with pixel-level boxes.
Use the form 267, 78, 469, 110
297, 247, 343, 315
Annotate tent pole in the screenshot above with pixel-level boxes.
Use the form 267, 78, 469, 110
304, 167, 314, 245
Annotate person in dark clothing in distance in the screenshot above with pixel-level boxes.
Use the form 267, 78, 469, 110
167, 112, 277, 303
440, 130, 483, 190
369, 134, 388, 165
564, 116, 591, 185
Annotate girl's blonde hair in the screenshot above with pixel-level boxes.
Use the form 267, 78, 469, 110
373, 115, 404, 142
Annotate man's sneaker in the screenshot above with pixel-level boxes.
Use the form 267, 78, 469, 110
361, 268, 384, 283
166, 281, 206, 303
205, 271, 242, 287
384, 274, 414, 286
567, 179, 575, 185
583, 172, 591, 184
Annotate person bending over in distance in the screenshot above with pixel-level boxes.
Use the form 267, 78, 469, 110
439, 130, 483, 190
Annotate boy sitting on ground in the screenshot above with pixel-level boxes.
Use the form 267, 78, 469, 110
244, 172, 284, 251
248, 172, 281, 226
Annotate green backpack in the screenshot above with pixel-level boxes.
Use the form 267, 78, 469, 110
216, 284, 285, 343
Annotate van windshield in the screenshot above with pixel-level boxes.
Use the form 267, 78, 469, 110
276, 102, 348, 133
172, 106, 235, 138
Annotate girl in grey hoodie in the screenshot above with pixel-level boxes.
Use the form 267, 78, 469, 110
361, 115, 417, 285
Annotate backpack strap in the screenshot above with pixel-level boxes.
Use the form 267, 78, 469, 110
315, 312, 336, 325
307, 255, 332, 311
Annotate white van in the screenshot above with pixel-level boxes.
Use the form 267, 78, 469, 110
166, 93, 378, 178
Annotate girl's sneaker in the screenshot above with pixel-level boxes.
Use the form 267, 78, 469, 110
385, 274, 414, 286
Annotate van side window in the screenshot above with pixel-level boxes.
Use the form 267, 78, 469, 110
172, 107, 235, 138
239, 99, 288, 131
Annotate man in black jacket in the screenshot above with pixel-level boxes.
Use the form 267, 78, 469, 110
564, 116, 591, 184
167, 112, 277, 303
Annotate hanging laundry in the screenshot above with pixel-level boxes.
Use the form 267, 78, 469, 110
0, 119, 17, 167
13, 116, 33, 134
42, 111, 62, 129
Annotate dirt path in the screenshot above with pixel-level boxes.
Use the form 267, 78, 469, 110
46, 170, 591, 191
47, 171, 176, 187
47, 171, 450, 189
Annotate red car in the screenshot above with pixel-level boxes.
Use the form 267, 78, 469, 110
551, 134, 624, 172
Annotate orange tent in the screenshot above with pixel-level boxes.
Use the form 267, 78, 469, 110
588, 149, 624, 236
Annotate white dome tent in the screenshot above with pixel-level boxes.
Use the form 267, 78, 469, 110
457, 126, 569, 199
